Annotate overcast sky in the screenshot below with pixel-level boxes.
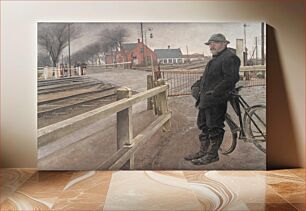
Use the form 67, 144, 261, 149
40, 22, 265, 58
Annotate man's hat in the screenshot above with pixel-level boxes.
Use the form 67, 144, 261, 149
205, 33, 230, 45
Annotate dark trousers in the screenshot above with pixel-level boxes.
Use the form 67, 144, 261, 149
197, 103, 227, 137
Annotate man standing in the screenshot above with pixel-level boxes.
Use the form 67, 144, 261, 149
184, 33, 240, 165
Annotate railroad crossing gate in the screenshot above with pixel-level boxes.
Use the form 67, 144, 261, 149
161, 65, 266, 97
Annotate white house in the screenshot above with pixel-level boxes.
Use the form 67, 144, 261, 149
154, 47, 183, 64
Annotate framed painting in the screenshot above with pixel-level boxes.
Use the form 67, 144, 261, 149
37, 22, 266, 170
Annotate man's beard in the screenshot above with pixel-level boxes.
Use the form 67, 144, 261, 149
210, 49, 217, 55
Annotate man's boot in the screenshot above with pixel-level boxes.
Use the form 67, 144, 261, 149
191, 129, 224, 165
184, 133, 210, 161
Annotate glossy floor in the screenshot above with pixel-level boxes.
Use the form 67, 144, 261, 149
0, 169, 304, 210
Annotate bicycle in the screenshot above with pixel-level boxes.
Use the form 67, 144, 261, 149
219, 86, 266, 154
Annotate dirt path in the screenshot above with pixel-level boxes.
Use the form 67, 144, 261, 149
135, 95, 266, 170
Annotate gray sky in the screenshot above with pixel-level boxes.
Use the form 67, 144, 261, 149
45, 22, 265, 58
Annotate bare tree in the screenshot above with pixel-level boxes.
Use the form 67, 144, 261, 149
71, 42, 102, 64
69, 26, 129, 65
99, 27, 129, 63
38, 23, 81, 67
38, 52, 52, 67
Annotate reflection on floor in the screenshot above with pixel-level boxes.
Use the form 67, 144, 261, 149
0, 169, 304, 210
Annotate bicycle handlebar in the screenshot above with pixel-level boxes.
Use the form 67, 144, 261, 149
235, 86, 244, 92
229, 86, 244, 96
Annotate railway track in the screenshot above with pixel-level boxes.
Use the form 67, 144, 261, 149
38, 84, 114, 105
38, 76, 119, 128
38, 88, 116, 117
38, 77, 95, 90
38, 80, 103, 95
38, 76, 89, 87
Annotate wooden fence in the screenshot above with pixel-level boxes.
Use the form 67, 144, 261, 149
38, 79, 171, 170
38, 66, 86, 80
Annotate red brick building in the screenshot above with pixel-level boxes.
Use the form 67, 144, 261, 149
105, 51, 126, 65
106, 39, 157, 67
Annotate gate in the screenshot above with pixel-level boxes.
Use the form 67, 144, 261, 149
161, 70, 202, 96
161, 65, 266, 97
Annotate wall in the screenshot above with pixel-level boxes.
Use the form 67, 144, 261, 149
1, 1, 304, 168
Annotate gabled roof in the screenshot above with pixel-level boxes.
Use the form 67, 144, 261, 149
121, 43, 137, 52
154, 48, 182, 59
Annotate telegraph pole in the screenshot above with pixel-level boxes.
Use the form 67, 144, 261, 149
68, 23, 71, 76
243, 24, 248, 66
261, 22, 265, 65
141, 22, 144, 43
140, 22, 146, 66
186, 45, 189, 63
255, 37, 258, 65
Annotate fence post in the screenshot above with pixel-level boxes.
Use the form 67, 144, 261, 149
156, 79, 171, 131
43, 67, 48, 80
57, 67, 60, 78
52, 67, 56, 79
116, 87, 134, 169
147, 75, 154, 111
154, 80, 162, 115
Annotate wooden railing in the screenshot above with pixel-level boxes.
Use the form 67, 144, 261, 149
37, 79, 171, 170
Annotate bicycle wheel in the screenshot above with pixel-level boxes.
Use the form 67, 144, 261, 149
219, 114, 239, 155
244, 105, 266, 153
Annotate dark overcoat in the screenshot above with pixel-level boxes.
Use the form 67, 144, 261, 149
192, 48, 240, 108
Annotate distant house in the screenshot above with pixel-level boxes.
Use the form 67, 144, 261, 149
182, 53, 205, 63
154, 47, 183, 64
105, 39, 157, 67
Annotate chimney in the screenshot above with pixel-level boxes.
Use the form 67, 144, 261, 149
168, 45, 170, 49
138, 39, 140, 43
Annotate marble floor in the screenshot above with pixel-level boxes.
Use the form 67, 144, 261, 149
0, 169, 304, 210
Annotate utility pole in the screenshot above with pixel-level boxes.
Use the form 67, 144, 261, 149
140, 22, 146, 66
68, 23, 71, 76
141, 22, 144, 43
255, 37, 258, 65
243, 24, 248, 66
186, 45, 189, 63
261, 22, 265, 65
